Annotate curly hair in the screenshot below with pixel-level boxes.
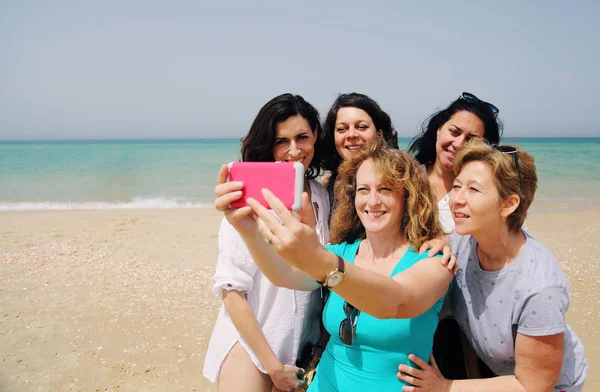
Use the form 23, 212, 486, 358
453, 139, 538, 233
321, 93, 399, 173
330, 140, 443, 249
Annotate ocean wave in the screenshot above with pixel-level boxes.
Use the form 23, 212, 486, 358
0, 197, 208, 211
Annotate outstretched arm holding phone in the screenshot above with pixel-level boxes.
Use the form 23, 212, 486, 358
214, 164, 454, 320
216, 164, 457, 294
215, 165, 323, 291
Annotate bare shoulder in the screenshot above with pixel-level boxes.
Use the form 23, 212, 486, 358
396, 255, 453, 285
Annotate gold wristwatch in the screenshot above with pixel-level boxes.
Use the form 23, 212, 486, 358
317, 255, 345, 288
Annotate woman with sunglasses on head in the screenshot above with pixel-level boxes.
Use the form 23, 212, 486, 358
398, 139, 588, 392
408, 93, 503, 378
214, 141, 455, 391
408, 92, 502, 234
320, 93, 399, 218
203, 93, 331, 392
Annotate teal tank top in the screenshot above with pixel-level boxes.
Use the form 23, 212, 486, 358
308, 240, 447, 391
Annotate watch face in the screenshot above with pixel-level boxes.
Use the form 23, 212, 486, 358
326, 271, 343, 288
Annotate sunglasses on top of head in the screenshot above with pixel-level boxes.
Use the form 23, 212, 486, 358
492, 144, 522, 192
459, 92, 500, 118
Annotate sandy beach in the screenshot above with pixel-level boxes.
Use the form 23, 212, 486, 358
1, 206, 598, 391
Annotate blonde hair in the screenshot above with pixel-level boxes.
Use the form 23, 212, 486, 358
330, 140, 443, 248
453, 139, 538, 232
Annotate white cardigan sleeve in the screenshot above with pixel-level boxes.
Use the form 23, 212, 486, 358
212, 217, 257, 296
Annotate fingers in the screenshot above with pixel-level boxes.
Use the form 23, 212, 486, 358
418, 240, 429, 254
214, 180, 244, 198
299, 192, 316, 228
398, 363, 423, 377
217, 164, 229, 185
419, 239, 445, 257
213, 190, 243, 211
430, 240, 445, 258
439, 243, 451, 262
225, 205, 253, 223
449, 253, 458, 275
248, 198, 287, 249
437, 244, 454, 271
272, 364, 307, 391
289, 192, 306, 221
401, 386, 418, 392
420, 240, 457, 272
397, 365, 423, 387
295, 367, 306, 389
248, 198, 281, 230
255, 216, 281, 247
213, 168, 244, 211
261, 189, 295, 226
408, 353, 430, 369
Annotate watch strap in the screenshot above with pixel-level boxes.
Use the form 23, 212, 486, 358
316, 255, 345, 286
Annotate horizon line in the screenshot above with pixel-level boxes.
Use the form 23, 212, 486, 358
1, 136, 599, 143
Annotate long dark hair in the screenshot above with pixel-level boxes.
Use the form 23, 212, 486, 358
408, 96, 503, 165
321, 93, 399, 172
241, 93, 325, 179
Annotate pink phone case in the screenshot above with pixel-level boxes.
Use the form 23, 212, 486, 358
227, 162, 304, 211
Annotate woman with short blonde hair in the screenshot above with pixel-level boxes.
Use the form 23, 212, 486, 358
398, 139, 588, 392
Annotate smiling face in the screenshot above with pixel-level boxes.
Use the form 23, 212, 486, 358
354, 159, 404, 236
450, 160, 504, 236
334, 107, 382, 160
436, 111, 485, 171
272, 115, 317, 172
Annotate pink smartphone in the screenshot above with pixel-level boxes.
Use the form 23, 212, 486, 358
227, 162, 304, 211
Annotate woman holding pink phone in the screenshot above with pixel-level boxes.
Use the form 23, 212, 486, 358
203, 93, 330, 391
213, 141, 455, 391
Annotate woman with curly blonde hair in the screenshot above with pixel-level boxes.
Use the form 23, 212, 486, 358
330, 142, 442, 247
213, 140, 454, 391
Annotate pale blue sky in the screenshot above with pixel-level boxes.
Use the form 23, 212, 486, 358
1, 0, 598, 140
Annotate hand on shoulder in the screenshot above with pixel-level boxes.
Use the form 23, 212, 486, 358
320, 172, 332, 188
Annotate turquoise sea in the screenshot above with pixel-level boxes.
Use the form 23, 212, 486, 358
0, 138, 598, 210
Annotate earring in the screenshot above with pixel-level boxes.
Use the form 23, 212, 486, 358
501, 215, 507, 221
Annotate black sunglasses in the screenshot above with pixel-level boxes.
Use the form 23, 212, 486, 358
459, 92, 499, 118
339, 301, 360, 345
493, 145, 522, 192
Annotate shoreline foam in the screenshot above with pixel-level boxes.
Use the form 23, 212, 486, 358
0, 198, 209, 211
